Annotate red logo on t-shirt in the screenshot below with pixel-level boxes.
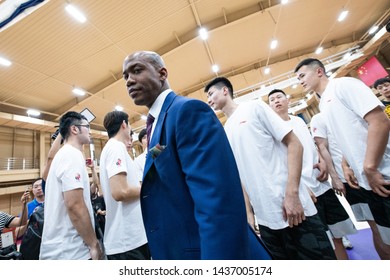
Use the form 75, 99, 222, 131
116, 158, 122, 166
313, 127, 317, 133
75, 173, 81, 182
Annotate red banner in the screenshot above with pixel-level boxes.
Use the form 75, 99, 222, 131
357, 56, 388, 87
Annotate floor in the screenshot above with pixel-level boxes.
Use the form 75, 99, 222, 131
337, 195, 381, 260
346, 228, 380, 260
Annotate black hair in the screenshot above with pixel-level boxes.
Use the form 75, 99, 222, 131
373, 77, 390, 89
138, 128, 147, 142
32, 177, 42, 187
204, 77, 234, 98
59, 111, 87, 140
268, 89, 287, 99
103, 111, 129, 138
294, 58, 326, 73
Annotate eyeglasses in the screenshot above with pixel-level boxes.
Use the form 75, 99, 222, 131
75, 124, 90, 130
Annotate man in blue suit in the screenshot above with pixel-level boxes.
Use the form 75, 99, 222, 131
122, 51, 272, 260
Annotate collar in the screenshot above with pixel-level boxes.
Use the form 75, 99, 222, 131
149, 88, 172, 120
148, 89, 171, 137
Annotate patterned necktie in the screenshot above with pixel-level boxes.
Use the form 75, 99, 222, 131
146, 113, 155, 148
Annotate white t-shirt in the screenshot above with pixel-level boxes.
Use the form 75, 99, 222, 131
310, 113, 345, 182
224, 100, 317, 230
99, 138, 147, 255
40, 144, 94, 260
133, 150, 147, 182
319, 77, 390, 190
288, 115, 331, 197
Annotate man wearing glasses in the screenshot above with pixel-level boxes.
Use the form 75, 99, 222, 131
40, 111, 104, 260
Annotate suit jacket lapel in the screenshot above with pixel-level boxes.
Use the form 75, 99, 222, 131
143, 91, 176, 178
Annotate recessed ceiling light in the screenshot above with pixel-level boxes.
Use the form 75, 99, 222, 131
315, 47, 323, 55
115, 105, 123, 111
0, 56, 12, 67
27, 109, 40, 116
212, 64, 219, 73
141, 115, 147, 121
292, 84, 298, 89
368, 26, 378, 35
199, 27, 208, 40
338, 10, 348, 22
281, 0, 289, 4
270, 39, 278, 49
264, 67, 271, 74
65, 4, 87, 23
72, 87, 86, 96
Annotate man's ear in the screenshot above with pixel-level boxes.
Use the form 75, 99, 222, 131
317, 67, 325, 77
159, 67, 168, 81
70, 125, 79, 135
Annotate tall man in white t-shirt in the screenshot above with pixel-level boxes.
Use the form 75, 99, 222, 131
40, 111, 103, 260
99, 110, 150, 260
268, 89, 357, 259
295, 58, 390, 258
205, 77, 336, 259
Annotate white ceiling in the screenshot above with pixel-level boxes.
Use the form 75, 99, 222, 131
0, 0, 389, 139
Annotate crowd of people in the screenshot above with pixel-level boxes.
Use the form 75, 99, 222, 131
0, 51, 389, 260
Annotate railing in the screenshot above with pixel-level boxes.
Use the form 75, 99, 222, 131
0, 158, 39, 170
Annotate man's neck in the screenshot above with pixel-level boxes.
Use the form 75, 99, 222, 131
278, 111, 290, 121
222, 99, 238, 118
66, 138, 83, 151
315, 77, 329, 97
35, 196, 44, 203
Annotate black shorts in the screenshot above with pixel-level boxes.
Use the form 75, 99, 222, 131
107, 243, 151, 260
258, 214, 336, 260
315, 189, 357, 238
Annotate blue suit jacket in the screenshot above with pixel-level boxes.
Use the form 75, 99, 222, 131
142, 92, 272, 260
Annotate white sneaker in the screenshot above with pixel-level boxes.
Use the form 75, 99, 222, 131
342, 236, 353, 249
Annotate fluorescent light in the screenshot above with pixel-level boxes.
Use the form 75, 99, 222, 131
0, 56, 12, 67
72, 87, 86, 96
264, 67, 271, 74
338, 10, 348, 22
115, 105, 123, 111
343, 52, 351, 60
326, 71, 333, 76
270, 39, 278, 49
281, 0, 289, 4
27, 109, 40, 116
199, 28, 208, 40
65, 4, 86, 23
212, 64, 219, 73
368, 26, 378, 35
315, 47, 323, 55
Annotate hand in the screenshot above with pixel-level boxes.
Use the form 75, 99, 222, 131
89, 241, 104, 260
283, 192, 306, 228
313, 162, 328, 182
364, 167, 390, 197
342, 166, 359, 189
20, 190, 30, 204
331, 176, 346, 196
